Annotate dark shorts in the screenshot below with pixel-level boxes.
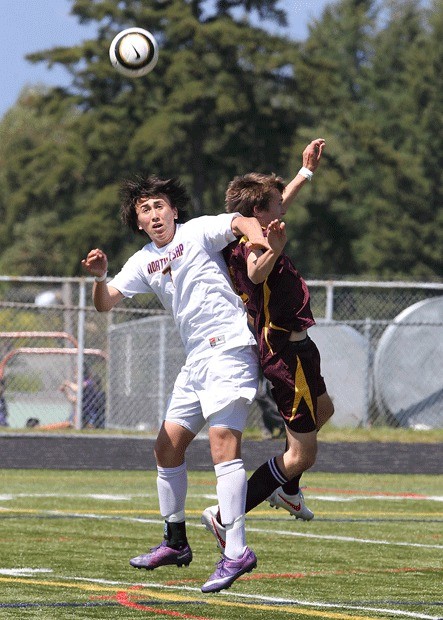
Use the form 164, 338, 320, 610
262, 336, 326, 433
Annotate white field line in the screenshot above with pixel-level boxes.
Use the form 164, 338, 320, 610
62, 573, 443, 620
1, 492, 442, 502
0, 569, 440, 619
245, 525, 443, 549
7, 510, 440, 550
0, 568, 52, 576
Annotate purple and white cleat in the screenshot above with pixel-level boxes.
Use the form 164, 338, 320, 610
201, 546, 257, 593
130, 540, 192, 570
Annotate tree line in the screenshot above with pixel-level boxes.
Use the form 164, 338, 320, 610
0, 0, 441, 280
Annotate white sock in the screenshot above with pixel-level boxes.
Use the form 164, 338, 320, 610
214, 458, 247, 559
156, 462, 187, 522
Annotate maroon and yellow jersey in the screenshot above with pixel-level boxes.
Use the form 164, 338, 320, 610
223, 237, 315, 364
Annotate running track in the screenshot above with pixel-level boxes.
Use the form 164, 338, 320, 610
0, 435, 441, 473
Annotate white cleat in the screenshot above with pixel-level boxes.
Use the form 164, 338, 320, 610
267, 488, 314, 520
201, 505, 226, 552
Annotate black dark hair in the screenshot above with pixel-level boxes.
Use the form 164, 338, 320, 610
120, 175, 190, 234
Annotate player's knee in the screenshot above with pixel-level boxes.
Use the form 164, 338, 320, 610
154, 438, 172, 466
154, 434, 184, 467
283, 445, 317, 477
298, 453, 316, 474
209, 426, 241, 465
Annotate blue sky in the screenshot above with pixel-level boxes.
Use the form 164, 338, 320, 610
0, 0, 331, 119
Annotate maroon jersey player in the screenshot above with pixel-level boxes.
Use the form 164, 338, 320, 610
202, 139, 334, 545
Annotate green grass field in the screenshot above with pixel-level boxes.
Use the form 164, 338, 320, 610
0, 469, 441, 620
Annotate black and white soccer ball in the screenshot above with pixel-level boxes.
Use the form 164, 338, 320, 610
109, 27, 159, 78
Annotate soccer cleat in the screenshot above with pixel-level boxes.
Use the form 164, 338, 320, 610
201, 547, 257, 593
201, 505, 226, 552
267, 487, 314, 520
129, 540, 192, 570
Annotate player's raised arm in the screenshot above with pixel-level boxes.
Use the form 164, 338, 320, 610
81, 249, 124, 312
281, 138, 325, 215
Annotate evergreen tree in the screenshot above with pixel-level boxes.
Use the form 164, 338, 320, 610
0, 0, 303, 275
284, 0, 442, 279
283, 0, 378, 276
0, 0, 441, 279
28, 0, 302, 210
419, 0, 443, 277
355, 0, 441, 277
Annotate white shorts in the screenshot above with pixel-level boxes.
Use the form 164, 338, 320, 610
165, 345, 259, 435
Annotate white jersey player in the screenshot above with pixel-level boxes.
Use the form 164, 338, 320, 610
109, 214, 257, 363
82, 175, 268, 593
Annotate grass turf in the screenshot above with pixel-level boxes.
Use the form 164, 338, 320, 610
0, 469, 441, 620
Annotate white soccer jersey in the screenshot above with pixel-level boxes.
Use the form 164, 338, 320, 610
108, 213, 256, 361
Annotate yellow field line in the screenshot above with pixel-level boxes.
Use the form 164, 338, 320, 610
201, 598, 386, 620
0, 576, 122, 593
1, 508, 440, 518
0, 576, 389, 620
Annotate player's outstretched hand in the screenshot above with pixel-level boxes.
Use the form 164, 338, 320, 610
267, 219, 287, 255
303, 138, 325, 172
81, 249, 108, 278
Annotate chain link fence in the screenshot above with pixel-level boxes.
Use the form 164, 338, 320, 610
0, 276, 442, 432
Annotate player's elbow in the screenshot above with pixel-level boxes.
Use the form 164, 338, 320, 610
93, 286, 122, 312
248, 271, 266, 285
94, 301, 113, 313
93, 297, 114, 312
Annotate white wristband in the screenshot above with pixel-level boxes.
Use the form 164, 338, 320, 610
94, 272, 108, 282
298, 167, 314, 181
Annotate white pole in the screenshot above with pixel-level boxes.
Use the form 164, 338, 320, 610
363, 317, 372, 427
75, 280, 87, 430
325, 282, 334, 321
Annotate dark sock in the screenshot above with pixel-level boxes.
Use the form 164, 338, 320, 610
245, 457, 288, 513
282, 474, 302, 495
164, 521, 187, 549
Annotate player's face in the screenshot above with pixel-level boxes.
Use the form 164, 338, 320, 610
255, 188, 283, 227
136, 195, 178, 247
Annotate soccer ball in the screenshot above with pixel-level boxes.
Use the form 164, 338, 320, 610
109, 27, 159, 78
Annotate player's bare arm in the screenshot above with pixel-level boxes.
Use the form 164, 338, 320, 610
81, 249, 124, 312
231, 215, 269, 251
247, 220, 287, 285
281, 138, 325, 215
